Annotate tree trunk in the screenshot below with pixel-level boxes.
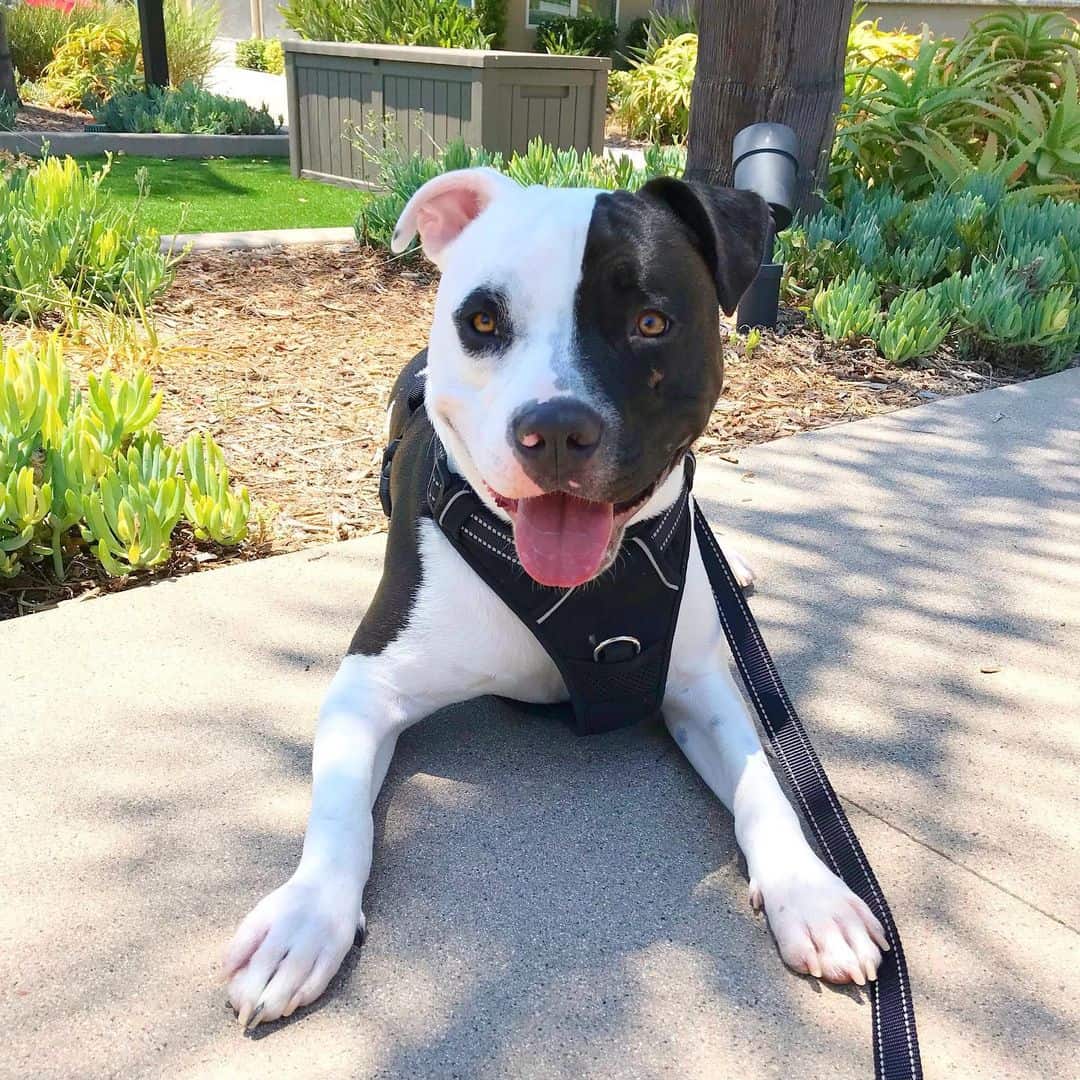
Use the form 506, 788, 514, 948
684, 0, 854, 212
136, 0, 171, 89
0, 13, 21, 104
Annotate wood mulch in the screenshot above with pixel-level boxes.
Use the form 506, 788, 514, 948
0, 243, 1027, 618
13, 103, 90, 132
146, 245, 1014, 547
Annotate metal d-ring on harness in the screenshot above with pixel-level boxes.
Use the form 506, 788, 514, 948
377, 407, 922, 1079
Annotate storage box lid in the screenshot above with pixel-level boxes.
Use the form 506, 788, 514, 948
284, 41, 610, 70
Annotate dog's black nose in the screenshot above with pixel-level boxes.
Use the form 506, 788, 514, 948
511, 399, 604, 483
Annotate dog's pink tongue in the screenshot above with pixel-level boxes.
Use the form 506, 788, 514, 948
513, 492, 614, 587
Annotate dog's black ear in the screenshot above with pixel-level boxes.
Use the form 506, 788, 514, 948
641, 178, 771, 316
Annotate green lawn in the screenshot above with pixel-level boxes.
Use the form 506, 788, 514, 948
91, 155, 367, 235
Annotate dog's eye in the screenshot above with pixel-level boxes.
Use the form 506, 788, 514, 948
636, 310, 669, 338
470, 311, 497, 335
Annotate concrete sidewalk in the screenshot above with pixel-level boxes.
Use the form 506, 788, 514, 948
3, 372, 1078, 1078
207, 39, 289, 123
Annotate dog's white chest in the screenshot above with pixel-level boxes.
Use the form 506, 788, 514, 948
407, 520, 567, 706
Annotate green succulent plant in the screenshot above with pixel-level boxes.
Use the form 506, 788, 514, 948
935, 263, 1078, 367
783, 181, 1079, 372
810, 268, 882, 343
181, 433, 251, 546
0, 155, 175, 325
874, 289, 951, 364
80, 436, 185, 576
0, 336, 252, 581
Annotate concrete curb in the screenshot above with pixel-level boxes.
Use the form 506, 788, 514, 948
162, 225, 356, 252
0, 131, 289, 158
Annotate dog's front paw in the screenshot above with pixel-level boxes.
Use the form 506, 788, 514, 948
222, 872, 363, 1029
722, 543, 757, 590
751, 858, 889, 986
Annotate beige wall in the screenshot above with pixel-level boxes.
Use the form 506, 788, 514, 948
863, 1, 1079, 39
503, 0, 658, 54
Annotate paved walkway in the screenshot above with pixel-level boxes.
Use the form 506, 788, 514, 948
4, 372, 1078, 1078
207, 38, 289, 123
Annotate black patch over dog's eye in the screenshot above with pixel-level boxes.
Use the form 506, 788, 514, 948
635, 310, 670, 338
455, 287, 513, 354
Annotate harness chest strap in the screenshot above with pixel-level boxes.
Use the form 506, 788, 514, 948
426, 440, 695, 736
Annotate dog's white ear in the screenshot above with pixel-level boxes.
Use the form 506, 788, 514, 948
391, 167, 518, 262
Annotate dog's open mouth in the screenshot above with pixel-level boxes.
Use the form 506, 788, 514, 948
488, 478, 661, 589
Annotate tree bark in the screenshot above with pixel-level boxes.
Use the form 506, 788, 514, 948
684, 0, 854, 211
0, 13, 21, 104
136, 0, 170, 89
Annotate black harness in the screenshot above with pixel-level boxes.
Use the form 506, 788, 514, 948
427, 438, 695, 735
378, 385, 923, 1080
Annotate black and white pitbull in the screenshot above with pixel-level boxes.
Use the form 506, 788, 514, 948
224, 168, 888, 1027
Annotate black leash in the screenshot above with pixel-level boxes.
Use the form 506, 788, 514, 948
692, 501, 923, 1080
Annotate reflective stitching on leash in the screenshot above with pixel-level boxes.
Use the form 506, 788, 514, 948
693, 502, 917, 1078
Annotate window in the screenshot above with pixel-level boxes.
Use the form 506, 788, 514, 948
527, 0, 579, 29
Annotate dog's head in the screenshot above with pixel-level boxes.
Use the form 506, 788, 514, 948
393, 168, 769, 588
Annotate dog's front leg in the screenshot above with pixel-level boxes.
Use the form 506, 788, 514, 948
664, 670, 889, 984
665, 538, 888, 985
222, 655, 425, 1028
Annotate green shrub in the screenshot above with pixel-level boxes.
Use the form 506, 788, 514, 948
0, 94, 16, 131
0, 335, 249, 580
935, 263, 1079, 367
0, 155, 174, 323
235, 37, 285, 74
629, 9, 696, 64
873, 288, 949, 364
91, 82, 278, 134
34, 0, 220, 106
810, 268, 881, 343
844, 11, 922, 91
353, 133, 684, 250
781, 179, 1080, 371
534, 15, 617, 57
7, 0, 104, 83
280, 0, 492, 48
834, 8, 1080, 198
39, 21, 141, 109
609, 32, 695, 143
474, 0, 506, 48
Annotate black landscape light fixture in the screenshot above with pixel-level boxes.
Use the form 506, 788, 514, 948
732, 122, 799, 331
